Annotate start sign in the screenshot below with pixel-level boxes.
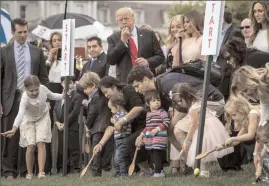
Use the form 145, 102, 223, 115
201, 1, 225, 56
61, 19, 75, 77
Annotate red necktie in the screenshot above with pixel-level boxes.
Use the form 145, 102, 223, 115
129, 37, 138, 66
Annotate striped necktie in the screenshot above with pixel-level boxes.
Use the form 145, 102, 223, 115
17, 44, 25, 90
89, 58, 96, 68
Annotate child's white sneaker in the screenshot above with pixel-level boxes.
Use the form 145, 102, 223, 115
199, 171, 210, 178
153, 172, 165, 178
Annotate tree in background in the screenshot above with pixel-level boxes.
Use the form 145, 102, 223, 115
226, 1, 253, 25
167, 1, 253, 27
167, 1, 205, 18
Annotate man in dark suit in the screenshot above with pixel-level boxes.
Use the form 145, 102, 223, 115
80, 36, 109, 79
0, 18, 49, 179
54, 76, 87, 174
107, 7, 165, 83
215, 6, 244, 99
78, 72, 113, 177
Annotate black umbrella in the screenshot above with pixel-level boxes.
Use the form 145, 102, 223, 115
32, 12, 105, 40
40, 12, 96, 29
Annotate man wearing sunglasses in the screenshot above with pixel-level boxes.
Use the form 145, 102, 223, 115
240, 18, 253, 45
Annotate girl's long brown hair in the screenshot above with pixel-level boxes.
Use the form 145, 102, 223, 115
171, 83, 200, 111
49, 31, 62, 66
183, 10, 204, 38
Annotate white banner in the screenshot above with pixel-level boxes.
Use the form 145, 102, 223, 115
201, 1, 225, 56
69, 19, 75, 76
31, 25, 52, 41
61, 19, 75, 76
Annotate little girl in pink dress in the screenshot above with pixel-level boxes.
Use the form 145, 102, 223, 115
172, 83, 233, 177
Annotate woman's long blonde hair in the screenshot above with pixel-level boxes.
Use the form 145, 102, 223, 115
225, 96, 253, 134
167, 15, 184, 49
231, 66, 269, 97
249, 1, 269, 47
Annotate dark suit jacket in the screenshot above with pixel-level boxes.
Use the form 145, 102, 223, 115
107, 27, 165, 82
85, 91, 111, 135
216, 25, 244, 98
0, 42, 49, 116
243, 50, 269, 68
53, 88, 87, 131
80, 52, 109, 79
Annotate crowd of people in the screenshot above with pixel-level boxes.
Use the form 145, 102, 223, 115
1, 1, 269, 183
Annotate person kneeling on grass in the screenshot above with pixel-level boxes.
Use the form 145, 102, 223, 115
93, 94, 131, 177
173, 83, 234, 178
136, 90, 170, 178
254, 122, 269, 183
1, 75, 64, 179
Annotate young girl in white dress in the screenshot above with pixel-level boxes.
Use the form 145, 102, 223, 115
1, 75, 63, 179
173, 83, 233, 177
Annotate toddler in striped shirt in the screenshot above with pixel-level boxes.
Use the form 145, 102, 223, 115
136, 90, 170, 177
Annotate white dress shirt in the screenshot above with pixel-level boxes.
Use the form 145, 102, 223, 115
130, 26, 138, 49
124, 26, 138, 50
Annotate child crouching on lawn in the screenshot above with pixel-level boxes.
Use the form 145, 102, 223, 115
93, 94, 131, 177
173, 83, 233, 177
79, 72, 113, 177
1, 75, 63, 179
254, 122, 269, 183
136, 90, 170, 178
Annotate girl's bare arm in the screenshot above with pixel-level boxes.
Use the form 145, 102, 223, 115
185, 108, 199, 142
233, 113, 259, 143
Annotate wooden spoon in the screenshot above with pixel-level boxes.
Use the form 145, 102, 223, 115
128, 147, 139, 176
85, 137, 90, 154
195, 144, 225, 160
80, 153, 95, 178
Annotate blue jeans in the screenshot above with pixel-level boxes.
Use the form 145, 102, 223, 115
114, 138, 130, 176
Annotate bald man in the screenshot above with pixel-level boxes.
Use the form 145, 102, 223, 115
240, 18, 253, 44
107, 7, 164, 83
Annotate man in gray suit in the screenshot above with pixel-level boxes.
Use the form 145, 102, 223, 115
0, 18, 49, 179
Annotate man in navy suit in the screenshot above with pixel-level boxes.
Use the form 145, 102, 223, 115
0, 18, 49, 179
107, 7, 164, 83
81, 36, 109, 79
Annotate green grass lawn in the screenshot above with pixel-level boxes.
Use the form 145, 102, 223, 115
1, 164, 268, 186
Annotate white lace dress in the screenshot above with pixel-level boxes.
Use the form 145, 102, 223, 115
14, 85, 63, 147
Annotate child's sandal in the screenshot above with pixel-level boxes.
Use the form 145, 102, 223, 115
171, 167, 179, 176
26, 174, 33, 180
38, 172, 46, 179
